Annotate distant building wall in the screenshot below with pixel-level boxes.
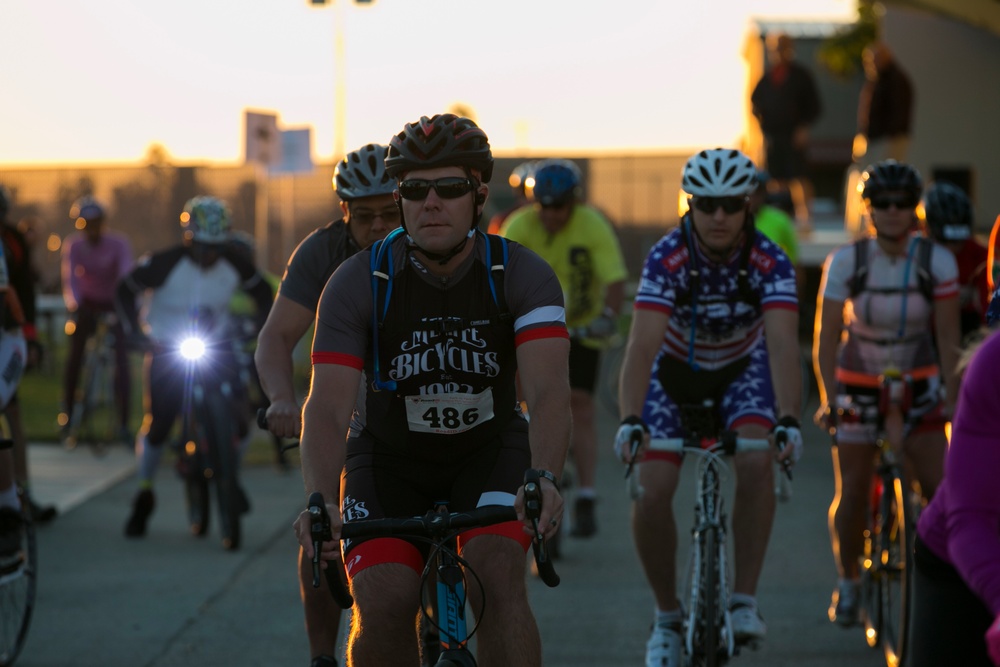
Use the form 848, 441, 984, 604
885, 7, 1000, 235
2, 154, 693, 291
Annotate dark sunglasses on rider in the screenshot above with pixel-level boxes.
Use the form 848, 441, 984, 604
868, 193, 919, 210
350, 208, 400, 226
691, 196, 748, 215
398, 177, 475, 201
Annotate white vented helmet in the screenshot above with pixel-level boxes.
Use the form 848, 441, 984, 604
681, 148, 758, 197
334, 144, 395, 201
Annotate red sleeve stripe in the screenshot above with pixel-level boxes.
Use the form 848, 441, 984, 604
515, 326, 569, 347
311, 351, 364, 369
761, 301, 799, 312
635, 301, 673, 316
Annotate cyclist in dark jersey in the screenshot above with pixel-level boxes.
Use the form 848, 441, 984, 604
116, 197, 272, 542
0, 185, 55, 523
922, 180, 989, 340
294, 114, 570, 666
254, 143, 399, 667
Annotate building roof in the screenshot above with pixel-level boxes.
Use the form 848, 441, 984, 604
749, 19, 853, 40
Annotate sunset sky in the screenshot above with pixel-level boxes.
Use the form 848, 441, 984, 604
4, 0, 855, 166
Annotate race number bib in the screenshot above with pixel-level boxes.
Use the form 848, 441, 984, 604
404, 389, 495, 435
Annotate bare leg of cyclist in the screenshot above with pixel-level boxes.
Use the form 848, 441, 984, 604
570, 390, 597, 490
348, 563, 421, 666
730, 445, 776, 596
828, 444, 877, 579
903, 428, 945, 503
463, 535, 541, 667
569, 390, 598, 536
631, 460, 681, 611
299, 546, 344, 662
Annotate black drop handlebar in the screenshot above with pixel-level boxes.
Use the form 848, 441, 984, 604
306, 475, 560, 609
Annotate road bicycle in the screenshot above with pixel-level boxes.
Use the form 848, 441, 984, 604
63, 312, 120, 454
854, 369, 916, 667
307, 469, 559, 667
137, 310, 250, 551
626, 402, 789, 667
0, 439, 36, 667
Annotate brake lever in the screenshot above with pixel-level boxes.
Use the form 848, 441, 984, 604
307, 491, 332, 588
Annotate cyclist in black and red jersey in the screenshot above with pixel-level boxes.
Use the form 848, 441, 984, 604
255, 143, 399, 667
922, 180, 989, 341
116, 197, 272, 541
294, 114, 570, 666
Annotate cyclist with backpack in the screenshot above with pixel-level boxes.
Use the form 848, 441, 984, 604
813, 159, 960, 626
615, 148, 802, 667
255, 143, 400, 667
294, 114, 570, 666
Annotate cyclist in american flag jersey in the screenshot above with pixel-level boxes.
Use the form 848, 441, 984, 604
615, 149, 802, 667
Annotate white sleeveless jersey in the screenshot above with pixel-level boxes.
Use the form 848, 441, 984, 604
821, 236, 958, 375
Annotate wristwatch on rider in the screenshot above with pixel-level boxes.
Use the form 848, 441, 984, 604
534, 469, 559, 487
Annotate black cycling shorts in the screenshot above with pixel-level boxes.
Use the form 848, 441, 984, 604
340, 417, 532, 579
569, 339, 601, 393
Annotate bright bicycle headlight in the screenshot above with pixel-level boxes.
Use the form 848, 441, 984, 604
179, 336, 207, 361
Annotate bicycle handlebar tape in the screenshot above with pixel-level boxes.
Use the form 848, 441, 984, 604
307, 492, 355, 609
256, 408, 268, 429
621, 415, 648, 479
773, 416, 798, 481
522, 469, 560, 588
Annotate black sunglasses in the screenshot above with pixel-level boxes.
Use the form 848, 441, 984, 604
398, 177, 475, 201
691, 196, 747, 215
349, 208, 400, 226
869, 193, 918, 210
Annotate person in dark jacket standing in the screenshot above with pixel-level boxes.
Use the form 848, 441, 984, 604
751, 32, 822, 228
855, 41, 914, 163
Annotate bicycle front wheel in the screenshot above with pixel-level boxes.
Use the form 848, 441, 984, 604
202, 391, 241, 551
0, 498, 37, 666
860, 475, 882, 648
879, 471, 913, 667
692, 528, 722, 667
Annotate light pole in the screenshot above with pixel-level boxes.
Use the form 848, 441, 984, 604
309, 0, 374, 162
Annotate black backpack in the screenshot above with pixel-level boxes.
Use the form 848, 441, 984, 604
369, 228, 511, 325
848, 236, 934, 302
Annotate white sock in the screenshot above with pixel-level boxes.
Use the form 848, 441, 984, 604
137, 436, 164, 484
655, 608, 682, 626
730, 593, 757, 610
0, 483, 19, 510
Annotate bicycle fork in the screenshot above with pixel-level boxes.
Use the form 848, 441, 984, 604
433, 547, 476, 667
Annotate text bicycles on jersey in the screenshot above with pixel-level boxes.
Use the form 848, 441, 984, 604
626, 402, 790, 667
0, 439, 37, 667
62, 312, 120, 454
307, 470, 559, 667
161, 312, 250, 551
836, 369, 917, 667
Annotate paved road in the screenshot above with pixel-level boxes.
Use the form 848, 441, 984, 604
15, 387, 889, 667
